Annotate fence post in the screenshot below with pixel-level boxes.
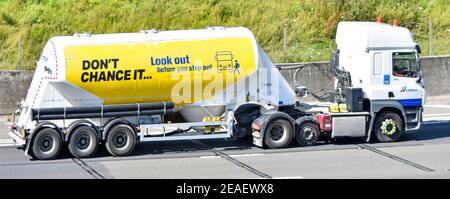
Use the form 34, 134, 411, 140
429, 19, 433, 56
17, 33, 21, 70
283, 23, 288, 61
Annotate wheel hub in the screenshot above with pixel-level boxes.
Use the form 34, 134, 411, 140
76, 133, 90, 150
39, 135, 53, 152
381, 119, 397, 136
270, 125, 284, 141
303, 127, 314, 140
114, 132, 127, 148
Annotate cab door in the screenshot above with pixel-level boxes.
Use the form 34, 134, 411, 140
368, 50, 392, 100
389, 50, 423, 104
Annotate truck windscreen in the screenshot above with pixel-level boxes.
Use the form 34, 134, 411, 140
392, 52, 419, 78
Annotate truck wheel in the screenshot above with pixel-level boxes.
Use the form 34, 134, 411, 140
31, 128, 62, 160
68, 126, 99, 158
264, 118, 293, 149
105, 124, 136, 157
374, 111, 403, 142
296, 122, 320, 147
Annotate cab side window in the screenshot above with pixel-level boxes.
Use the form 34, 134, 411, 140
392, 52, 419, 78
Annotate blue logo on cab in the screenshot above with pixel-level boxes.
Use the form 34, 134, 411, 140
384, 75, 390, 84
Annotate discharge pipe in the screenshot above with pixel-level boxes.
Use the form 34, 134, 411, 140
32, 102, 174, 121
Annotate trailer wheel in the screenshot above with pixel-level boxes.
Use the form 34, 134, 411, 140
31, 128, 62, 160
68, 126, 99, 158
105, 124, 136, 157
374, 111, 403, 142
264, 118, 293, 149
296, 122, 320, 147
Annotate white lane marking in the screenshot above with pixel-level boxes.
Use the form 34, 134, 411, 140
0, 139, 14, 145
200, 155, 221, 159
200, 153, 264, 159
423, 119, 450, 123
424, 104, 450, 109
0, 139, 16, 147
229, 153, 264, 158
424, 113, 450, 117
0, 143, 17, 147
424, 119, 449, 121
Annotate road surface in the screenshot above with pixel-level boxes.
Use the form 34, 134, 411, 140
0, 96, 449, 179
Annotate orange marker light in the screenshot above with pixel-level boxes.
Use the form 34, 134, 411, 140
393, 19, 399, 26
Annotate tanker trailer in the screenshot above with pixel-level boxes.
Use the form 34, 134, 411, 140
8, 27, 302, 160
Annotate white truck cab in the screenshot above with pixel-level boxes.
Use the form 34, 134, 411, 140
336, 22, 425, 103
328, 21, 424, 141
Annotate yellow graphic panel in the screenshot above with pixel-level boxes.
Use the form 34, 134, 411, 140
64, 37, 256, 105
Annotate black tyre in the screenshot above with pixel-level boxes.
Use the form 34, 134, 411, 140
296, 122, 320, 147
373, 111, 403, 142
105, 124, 136, 157
68, 125, 99, 158
264, 118, 293, 149
31, 128, 62, 160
